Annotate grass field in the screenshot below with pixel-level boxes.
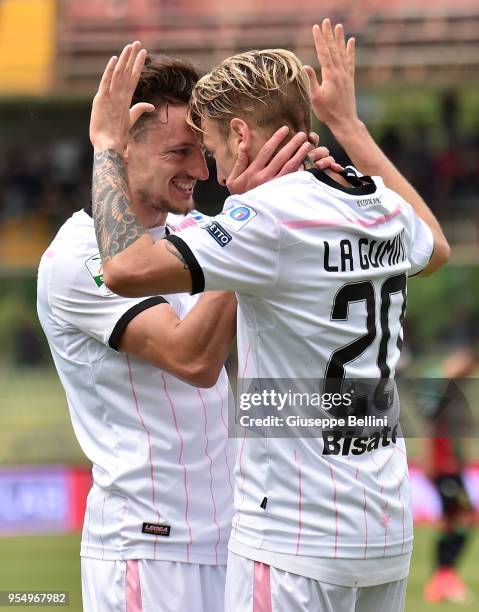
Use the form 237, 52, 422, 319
1, 368, 478, 610
0, 526, 477, 611
0, 368, 87, 466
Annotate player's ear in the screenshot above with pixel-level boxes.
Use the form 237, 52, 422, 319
229, 118, 250, 153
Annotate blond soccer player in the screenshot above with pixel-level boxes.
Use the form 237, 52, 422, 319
88, 21, 449, 612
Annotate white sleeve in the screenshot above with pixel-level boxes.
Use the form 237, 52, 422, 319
49, 250, 168, 350
166, 197, 280, 295
406, 206, 435, 276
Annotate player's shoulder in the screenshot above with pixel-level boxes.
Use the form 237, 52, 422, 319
45, 209, 96, 258
242, 171, 314, 202
222, 172, 314, 222
377, 181, 420, 224
39, 210, 104, 297
166, 209, 212, 232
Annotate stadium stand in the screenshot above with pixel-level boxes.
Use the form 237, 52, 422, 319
0, 0, 478, 267
53, 0, 479, 91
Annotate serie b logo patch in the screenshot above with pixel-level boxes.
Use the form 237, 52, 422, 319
230, 206, 251, 221
84, 253, 113, 296
219, 205, 257, 231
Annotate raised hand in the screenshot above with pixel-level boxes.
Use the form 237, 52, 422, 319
226, 126, 342, 195
89, 41, 154, 154
303, 19, 357, 132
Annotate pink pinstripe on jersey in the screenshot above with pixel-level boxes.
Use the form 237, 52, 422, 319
389, 453, 406, 554
127, 355, 161, 559
198, 388, 221, 564
215, 384, 233, 495
293, 450, 302, 555
233, 344, 252, 538
363, 485, 369, 559
162, 373, 193, 563
328, 463, 339, 558
100, 493, 106, 560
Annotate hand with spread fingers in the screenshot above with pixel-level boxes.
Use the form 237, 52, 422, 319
304, 19, 358, 134
89, 41, 155, 154
226, 126, 343, 195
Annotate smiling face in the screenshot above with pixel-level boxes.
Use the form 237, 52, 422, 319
125, 104, 209, 228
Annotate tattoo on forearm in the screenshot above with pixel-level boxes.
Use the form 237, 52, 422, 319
92, 149, 145, 261
165, 240, 190, 270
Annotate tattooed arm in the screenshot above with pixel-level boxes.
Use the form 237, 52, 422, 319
92, 149, 146, 262
91, 147, 193, 296
90, 42, 193, 296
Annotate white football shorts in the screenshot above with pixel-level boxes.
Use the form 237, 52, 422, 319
81, 557, 226, 612
225, 552, 407, 612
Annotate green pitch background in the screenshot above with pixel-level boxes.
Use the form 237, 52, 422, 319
0, 527, 477, 611
0, 369, 477, 610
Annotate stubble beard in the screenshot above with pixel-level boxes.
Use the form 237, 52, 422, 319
139, 190, 195, 225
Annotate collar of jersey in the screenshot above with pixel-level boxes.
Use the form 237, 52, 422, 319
306, 168, 377, 196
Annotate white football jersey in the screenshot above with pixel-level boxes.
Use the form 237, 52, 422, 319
168, 169, 433, 577
37, 208, 234, 564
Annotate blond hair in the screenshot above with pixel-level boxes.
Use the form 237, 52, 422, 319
187, 49, 311, 137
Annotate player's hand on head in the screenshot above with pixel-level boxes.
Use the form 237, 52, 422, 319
307, 132, 344, 173
303, 19, 357, 132
89, 41, 154, 154
226, 126, 314, 194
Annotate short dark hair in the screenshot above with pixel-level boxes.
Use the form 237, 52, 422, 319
131, 54, 200, 139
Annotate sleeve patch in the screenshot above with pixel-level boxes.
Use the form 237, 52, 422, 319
205, 221, 233, 247
84, 253, 113, 297
218, 205, 257, 231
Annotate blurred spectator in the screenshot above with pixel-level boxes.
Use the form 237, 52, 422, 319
1, 94, 479, 232
13, 317, 45, 367
0, 139, 92, 233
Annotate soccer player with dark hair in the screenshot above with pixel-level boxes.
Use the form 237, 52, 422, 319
38, 52, 336, 611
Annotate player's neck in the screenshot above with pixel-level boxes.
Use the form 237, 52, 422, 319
323, 168, 352, 188
130, 191, 168, 230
